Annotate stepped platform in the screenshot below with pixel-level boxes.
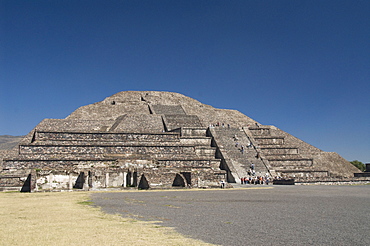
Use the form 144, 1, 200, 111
0, 91, 362, 191
248, 125, 358, 178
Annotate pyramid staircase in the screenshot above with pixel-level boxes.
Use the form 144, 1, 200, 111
209, 127, 269, 183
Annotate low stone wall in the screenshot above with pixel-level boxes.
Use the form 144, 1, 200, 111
354, 172, 370, 177
295, 176, 370, 184
0, 176, 25, 189
277, 170, 329, 178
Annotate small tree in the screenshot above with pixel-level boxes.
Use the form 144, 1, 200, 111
350, 160, 366, 172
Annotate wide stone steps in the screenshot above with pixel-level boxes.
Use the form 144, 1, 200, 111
212, 127, 268, 179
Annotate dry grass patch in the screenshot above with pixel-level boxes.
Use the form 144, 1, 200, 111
0, 191, 213, 246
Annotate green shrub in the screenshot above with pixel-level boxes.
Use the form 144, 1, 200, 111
350, 160, 366, 172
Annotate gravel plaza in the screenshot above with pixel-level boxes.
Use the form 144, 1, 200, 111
91, 185, 370, 245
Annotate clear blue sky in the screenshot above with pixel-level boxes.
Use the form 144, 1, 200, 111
1, 0, 369, 163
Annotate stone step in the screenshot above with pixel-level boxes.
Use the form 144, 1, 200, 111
17, 145, 217, 160
4, 158, 220, 170
30, 137, 212, 147
34, 131, 180, 142
5, 154, 219, 161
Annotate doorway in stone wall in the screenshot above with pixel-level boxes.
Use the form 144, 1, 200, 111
138, 174, 150, 189
73, 172, 85, 189
172, 173, 186, 187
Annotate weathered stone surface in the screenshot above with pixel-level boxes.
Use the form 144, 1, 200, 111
0, 91, 363, 191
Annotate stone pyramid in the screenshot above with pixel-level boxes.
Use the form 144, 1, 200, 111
0, 91, 360, 191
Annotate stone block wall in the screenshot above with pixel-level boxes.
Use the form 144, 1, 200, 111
36, 119, 115, 132
156, 159, 220, 169
19, 145, 199, 158
181, 127, 208, 137
139, 167, 226, 189
151, 104, 186, 115
67, 102, 150, 120
35, 131, 180, 142
260, 147, 299, 155
254, 137, 284, 145
3, 159, 116, 171
179, 137, 211, 146
268, 159, 314, 169
113, 115, 165, 133
163, 115, 203, 131
0, 176, 25, 190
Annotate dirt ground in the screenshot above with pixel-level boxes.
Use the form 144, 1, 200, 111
0, 191, 213, 246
